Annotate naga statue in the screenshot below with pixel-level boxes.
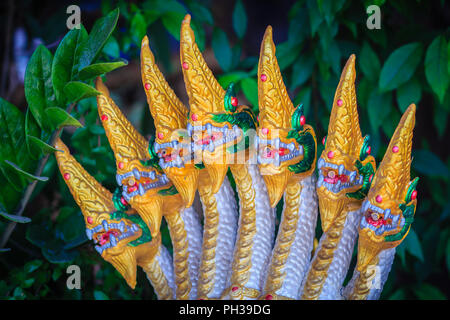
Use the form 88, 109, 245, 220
54, 15, 419, 300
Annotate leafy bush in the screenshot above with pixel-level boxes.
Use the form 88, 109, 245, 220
0, 0, 448, 299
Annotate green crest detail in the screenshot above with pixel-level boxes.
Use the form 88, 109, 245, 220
346, 159, 375, 200
141, 136, 161, 170
112, 188, 130, 211
194, 162, 206, 169
359, 135, 371, 161
384, 203, 415, 242
157, 185, 179, 196
405, 177, 419, 203
212, 107, 257, 133
287, 128, 316, 174
110, 210, 152, 247
291, 104, 304, 130
224, 83, 237, 112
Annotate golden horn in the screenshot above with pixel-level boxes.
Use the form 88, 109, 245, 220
325, 55, 363, 157
180, 14, 226, 116
368, 104, 416, 201
140, 35, 188, 144
258, 25, 295, 130
95, 77, 149, 170
54, 138, 115, 222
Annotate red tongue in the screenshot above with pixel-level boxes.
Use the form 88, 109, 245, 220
324, 174, 348, 184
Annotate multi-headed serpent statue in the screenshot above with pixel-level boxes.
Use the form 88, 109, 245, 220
54, 15, 419, 300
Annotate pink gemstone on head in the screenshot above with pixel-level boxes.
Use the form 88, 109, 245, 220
101, 114, 108, 121
367, 146, 371, 154
300, 115, 306, 126
87, 216, 93, 224
231, 97, 238, 107
231, 286, 238, 292
262, 127, 269, 135
144, 83, 151, 90
411, 190, 417, 200
337, 99, 343, 106
369, 174, 373, 183
157, 132, 164, 140
327, 151, 334, 159
392, 146, 399, 153
63, 173, 70, 180
322, 136, 326, 145
118, 162, 124, 169
265, 294, 273, 300
260, 74, 267, 82
182, 62, 189, 70
376, 195, 383, 203
191, 113, 198, 121
120, 197, 128, 206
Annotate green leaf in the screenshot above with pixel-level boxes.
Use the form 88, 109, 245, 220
94, 290, 109, 300
412, 149, 449, 179
367, 89, 392, 131
130, 12, 147, 45
403, 228, 424, 262
27, 135, 59, 156
425, 35, 449, 103
63, 81, 101, 103
3, 160, 49, 182
359, 41, 381, 82
78, 8, 120, 70
24, 45, 56, 132
413, 283, 446, 300
291, 53, 315, 89
45, 107, 83, 130
379, 42, 423, 92
396, 78, 422, 113
161, 11, 186, 41
52, 27, 88, 105
240, 78, 258, 110
188, 2, 213, 25
232, 0, 247, 39
0, 208, 31, 223
212, 28, 233, 72
217, 71, 249, 88
433, 104, 447, 139
25, 108, 41, 160
78, 60, 127, 80
307, 0, 323, 36
102, 36, 120, 59
24, 260, 43, 273
276, 42, 302, 71
0, 98, 37, 195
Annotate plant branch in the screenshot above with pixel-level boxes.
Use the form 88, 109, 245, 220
0, 102, 77, 248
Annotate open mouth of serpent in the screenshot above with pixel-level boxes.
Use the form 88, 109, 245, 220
86, 219, 139, 254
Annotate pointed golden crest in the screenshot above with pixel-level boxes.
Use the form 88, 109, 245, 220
368, 104, 416, 203
54, 138, 115, 225
140, 35, 199, 207
357, 104, 418, 270
95, 77, 150, 172
54, 138, 148, 289
180, 14, 226, 118
140, 36, 188, 144
256, 26, 316, 207
258, 26, 294, 130
324, 55, 363, 158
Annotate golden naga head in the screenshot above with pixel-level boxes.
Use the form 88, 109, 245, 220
180, 14, 257, 193
140, 35, 199, 208
95, 77, 178, 238
356, 104, 418, 271
256, 26, 317, 207
54, 138, 161, 289
317, 55, 376, 232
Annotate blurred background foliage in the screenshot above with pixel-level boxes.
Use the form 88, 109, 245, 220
0, 0, 449, 300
